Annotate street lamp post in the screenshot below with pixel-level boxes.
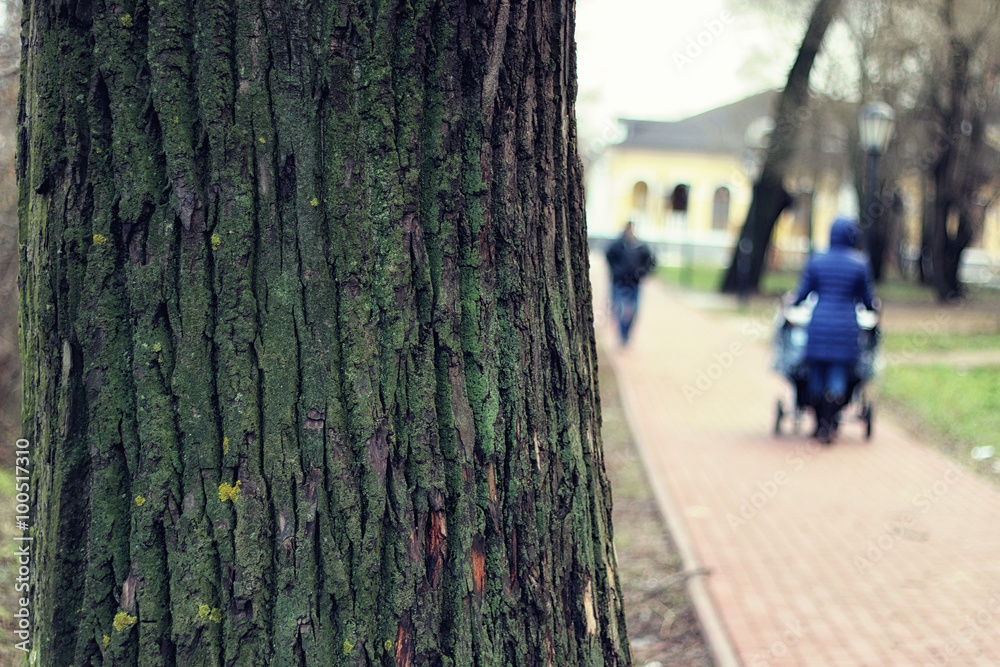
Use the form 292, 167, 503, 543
858, 102, 896, 269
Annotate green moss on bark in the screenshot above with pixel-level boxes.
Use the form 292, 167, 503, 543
20, 1, 630, 665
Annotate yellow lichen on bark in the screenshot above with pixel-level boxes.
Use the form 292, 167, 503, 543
218, 480, 241, 502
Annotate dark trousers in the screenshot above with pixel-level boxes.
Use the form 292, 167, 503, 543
808, 360, 849, 404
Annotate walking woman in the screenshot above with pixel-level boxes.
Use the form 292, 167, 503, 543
791, 217, 878, 443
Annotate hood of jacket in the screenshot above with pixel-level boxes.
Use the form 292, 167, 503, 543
829, 217, 860, 249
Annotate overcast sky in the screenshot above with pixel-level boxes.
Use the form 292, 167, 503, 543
574, 0, 838, 132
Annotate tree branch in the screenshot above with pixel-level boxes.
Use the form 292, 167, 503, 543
759, 0, 844, 185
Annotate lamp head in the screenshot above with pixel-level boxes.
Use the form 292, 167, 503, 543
859, 101, 896, 155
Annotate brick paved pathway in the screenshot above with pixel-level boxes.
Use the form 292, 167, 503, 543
592, 258, 1000, 667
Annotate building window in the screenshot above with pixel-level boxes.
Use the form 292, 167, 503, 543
667, 183, 689, 230
793, 191, 813, 239
632, 181, 648, 213
712, 187, 730, 231
670, 184, 689, 213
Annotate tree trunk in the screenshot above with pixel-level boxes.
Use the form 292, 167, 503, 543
17, 1, 630, 665
865, 175, 892, 283
918, 174, 933, 285
721, 182, 792, 296
720, 0, 843, 294
926, 14, 974, 302
930, 193, 975, 301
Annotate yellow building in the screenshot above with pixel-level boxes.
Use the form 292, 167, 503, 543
586, 91, 851, 270
587, 92, 1000, 284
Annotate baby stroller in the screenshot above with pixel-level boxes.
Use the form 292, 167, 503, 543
772, 297, 880, 440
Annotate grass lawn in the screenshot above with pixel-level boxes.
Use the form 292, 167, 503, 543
881, 331, 1000, 354
656, 264, 727, 293
655, 254, 1000, 333
878, 365, 1000, 483
657, 265, 874, 298
655, 263, 1000, 485
658, 262, 1000, 304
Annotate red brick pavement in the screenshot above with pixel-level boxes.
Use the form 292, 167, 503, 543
592, 259, 1000, 667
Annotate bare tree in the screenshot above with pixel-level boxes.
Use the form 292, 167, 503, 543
721, 0, 845, 294
841, 1, 916, 281
918, 0, 1000, 300
844, 0, 1000, 296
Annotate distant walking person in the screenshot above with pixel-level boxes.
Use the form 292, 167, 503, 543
606, 222, 656, 347
791, 217, 878, 443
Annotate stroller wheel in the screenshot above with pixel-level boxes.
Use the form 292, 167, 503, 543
775, 400, 784, 436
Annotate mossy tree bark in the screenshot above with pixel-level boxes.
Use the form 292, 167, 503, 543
18, 1, 629, 665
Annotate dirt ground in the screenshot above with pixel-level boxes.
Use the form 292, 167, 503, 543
878, 301, 1000, 334
598, 349, 714, 667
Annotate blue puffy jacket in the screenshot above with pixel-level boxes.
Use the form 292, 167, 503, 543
793, 218, 877, 364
